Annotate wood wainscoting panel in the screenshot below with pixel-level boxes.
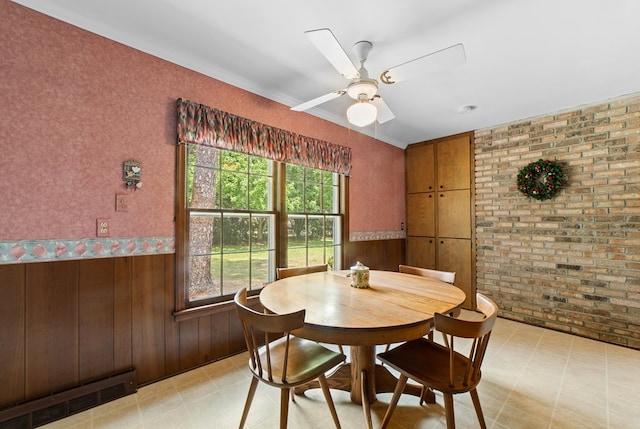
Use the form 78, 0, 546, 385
78, 258, 115, 383
0, 264, 26, 408
113, 257, 133, 374
198, 316, 214, 364
345, 239, 406, 272
178, 318, 200, 371
131, 255, 167, 384
1, 252, 271, 411
163, 253, 181, 376
25, 260, 79, 398
228, 308, 247, 355
211, 311, 232, 359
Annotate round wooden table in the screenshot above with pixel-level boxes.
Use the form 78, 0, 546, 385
260, 270, 466, 427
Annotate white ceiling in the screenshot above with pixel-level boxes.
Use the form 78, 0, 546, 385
13, 0, 640, 148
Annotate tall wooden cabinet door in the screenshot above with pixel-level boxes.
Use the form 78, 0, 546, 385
406, 143, 434, 193
406, 193, 435, 236
437, 189, 471, 238
438, 238, 474, 308
407, 237, 436, 269
436, 134, 470, 191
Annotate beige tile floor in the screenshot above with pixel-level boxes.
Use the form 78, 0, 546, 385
42, 317, 640, 429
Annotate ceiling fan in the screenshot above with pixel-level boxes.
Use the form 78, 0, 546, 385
291, 28, 466, 127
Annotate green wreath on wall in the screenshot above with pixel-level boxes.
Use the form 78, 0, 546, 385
517, 159, 567, 201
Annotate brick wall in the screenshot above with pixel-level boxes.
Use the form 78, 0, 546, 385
474, 92, 640, 350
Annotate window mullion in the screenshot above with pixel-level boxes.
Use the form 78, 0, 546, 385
275, 163, 287, 268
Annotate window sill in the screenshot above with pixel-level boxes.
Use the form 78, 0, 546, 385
173, 294, 260, 322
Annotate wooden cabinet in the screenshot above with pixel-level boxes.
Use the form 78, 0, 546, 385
407, 193, 435, 236
436, 135, 471, 191
406, 142, 434, 193
437, 189, 471, 238
438, 238, 472, 302
405, 132, 475, 309
406, 237, 435, 268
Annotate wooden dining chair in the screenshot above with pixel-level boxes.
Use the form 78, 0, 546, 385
276, 263, 329, 279
399, 264, 456, 284
377, 293, 498, 429
384, 265, 458, 353
399, 264, 459, 319
234, 288, 345, 429
276, 264, 345, 355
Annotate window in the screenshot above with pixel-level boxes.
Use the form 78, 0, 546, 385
176, 143, 344, 312
285, 164, 342, 269
184, 144, 275, 305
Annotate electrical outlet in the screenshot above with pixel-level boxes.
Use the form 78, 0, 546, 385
97, 218, 111, 237
116, 193, 129, 212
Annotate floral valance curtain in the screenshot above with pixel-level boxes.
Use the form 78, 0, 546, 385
177, 98, 351, 176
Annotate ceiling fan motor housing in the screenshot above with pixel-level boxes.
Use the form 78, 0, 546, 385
347, 40, 377, 100
347, 79, 378, 100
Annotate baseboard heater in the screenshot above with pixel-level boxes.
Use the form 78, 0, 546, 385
0, 369, 137, 429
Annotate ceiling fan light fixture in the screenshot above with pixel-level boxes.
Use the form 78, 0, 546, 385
347, 99, 377, 127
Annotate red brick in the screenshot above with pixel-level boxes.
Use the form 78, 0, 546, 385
475, 93, 640, 350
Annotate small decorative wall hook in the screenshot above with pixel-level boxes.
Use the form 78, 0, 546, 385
123, 160, 142, 189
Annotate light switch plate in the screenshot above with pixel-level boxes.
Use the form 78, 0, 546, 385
116, 193, 129, 212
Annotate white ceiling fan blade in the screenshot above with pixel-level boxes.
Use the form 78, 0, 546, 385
305, 28, 360, 79
371, 96, 395, 124
291, 90, 346, 112
379, 43, 466, 85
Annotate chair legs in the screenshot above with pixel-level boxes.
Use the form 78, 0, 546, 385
280, 388, 290, 429
318, 374, 342, 429
381, 379, 485, 429
441, 390, 488, 429
241, 375, 342, 429
239, 377, 259, 428
360, 370, 373, 429
443, 393, 455, 429
380, 374, 409, 429
469, 388, 487, 429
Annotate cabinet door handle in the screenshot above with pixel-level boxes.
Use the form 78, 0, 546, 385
429, 194, 432, 198
440, 194, 444, 197
440, 240, 444, 244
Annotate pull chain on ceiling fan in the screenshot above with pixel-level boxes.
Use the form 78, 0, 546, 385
291, 28, 466, 128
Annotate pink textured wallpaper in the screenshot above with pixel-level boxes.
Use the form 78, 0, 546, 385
0, 1, 405, 243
